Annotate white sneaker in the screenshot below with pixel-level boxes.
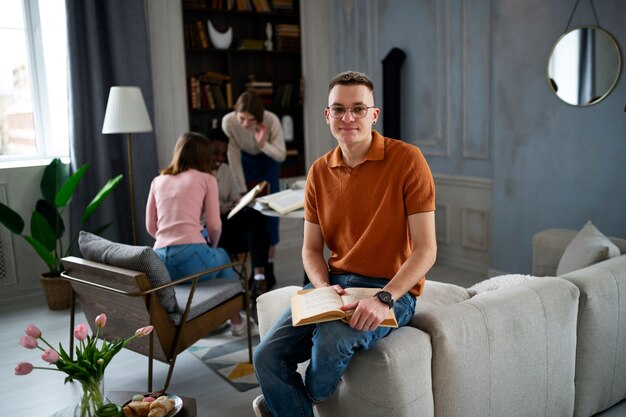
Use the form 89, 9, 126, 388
231, 317, 247, 337
252, 395, 272, 417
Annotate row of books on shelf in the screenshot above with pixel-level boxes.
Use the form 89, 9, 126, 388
183, 0, 292, 13
188, 73, 233, 110
275, 24, 300, 52
245, 77, 302, 107
184, 21, 211, 49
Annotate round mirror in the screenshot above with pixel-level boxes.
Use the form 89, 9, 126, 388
547, 26, 622, 107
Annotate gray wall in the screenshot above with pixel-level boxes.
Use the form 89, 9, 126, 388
320, 0, 625, 274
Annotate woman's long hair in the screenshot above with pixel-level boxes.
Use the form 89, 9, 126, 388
160, 132, 214, 175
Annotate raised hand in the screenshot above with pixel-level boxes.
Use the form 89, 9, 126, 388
254, 123, 268, 147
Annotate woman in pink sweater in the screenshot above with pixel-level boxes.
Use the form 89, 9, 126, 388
146, 132, 245, 335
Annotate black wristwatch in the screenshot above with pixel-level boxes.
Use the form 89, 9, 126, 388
374, 291, 394, 309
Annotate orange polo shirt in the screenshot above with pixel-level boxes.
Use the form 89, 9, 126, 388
304, 131, 435, 297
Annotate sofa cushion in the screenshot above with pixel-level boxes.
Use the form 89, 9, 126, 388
467, 274, 539, 297
174, 279, 243, 324
414, 277, 579, 417
78, 231, 179, 320
560, 254, 626, 416
413, 280, 470, 315
556, 221, 620, 276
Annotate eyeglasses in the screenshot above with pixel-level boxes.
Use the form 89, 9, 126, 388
326, 105, 375, 119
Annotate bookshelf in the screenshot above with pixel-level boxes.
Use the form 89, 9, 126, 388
182, 0, 305, 178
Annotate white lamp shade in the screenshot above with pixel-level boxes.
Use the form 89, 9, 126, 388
102, 86, 153, 134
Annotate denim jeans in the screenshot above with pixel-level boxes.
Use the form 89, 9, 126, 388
154, 243, 235, 282
253, 274, 416, 417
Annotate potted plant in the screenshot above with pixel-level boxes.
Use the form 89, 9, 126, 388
0, 158, 122, 309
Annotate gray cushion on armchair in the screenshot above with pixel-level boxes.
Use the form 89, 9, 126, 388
78, 231, 181, 323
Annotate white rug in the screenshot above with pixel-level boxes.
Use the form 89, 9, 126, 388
188, 321, 260, 392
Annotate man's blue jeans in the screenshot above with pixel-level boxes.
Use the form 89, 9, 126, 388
253, 274, 416, 417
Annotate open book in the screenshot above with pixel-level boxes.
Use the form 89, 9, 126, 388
291, 287, 398, 327
256, 189, 304, 215
227, 181, 268, 219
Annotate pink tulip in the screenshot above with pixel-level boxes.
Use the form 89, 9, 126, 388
135, 325, 154, 337
41, 348, 60, 364
25, 324, 41, 339
19, 335, 38, 349
15, 362, 34, 375
95, 313, 107, 328
74, 323, 89, 341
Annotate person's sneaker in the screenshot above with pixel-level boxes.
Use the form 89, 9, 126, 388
251, 276, 268, 300
230, 316, 247, 337
252, 395, 272, 417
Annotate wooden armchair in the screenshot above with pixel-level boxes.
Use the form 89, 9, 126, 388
60, 255, 252, 391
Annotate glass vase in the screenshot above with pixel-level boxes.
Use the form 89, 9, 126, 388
74, 377, 105, 417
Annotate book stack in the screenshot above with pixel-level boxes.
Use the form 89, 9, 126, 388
271, 0, 293, 13
274, 24, 300, 52
238, 39, 265, 50
196, 71, 231, 110
246, 78, 274, 106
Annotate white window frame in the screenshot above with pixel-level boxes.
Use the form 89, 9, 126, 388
0, 0, 68, 165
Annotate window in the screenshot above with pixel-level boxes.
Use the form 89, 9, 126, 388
0, 0, 68, 162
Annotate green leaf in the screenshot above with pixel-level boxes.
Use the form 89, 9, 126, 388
23, 235, 56, 271
35, 199, 64, 238
0, 202, 25, 234
41, 158, 68, 204
55, 164, 89, 208
80, 174, 123, 224
30, 211, 57, 251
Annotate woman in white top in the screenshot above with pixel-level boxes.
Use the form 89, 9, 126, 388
221, 92, 286, 291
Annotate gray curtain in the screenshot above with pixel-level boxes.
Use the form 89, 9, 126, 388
66, 0, 158, 247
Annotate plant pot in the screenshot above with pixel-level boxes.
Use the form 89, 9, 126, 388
40, 274, 72, 310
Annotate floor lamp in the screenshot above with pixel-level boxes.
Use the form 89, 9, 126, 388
102, 86, 153, 245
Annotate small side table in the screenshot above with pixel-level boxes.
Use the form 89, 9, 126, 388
107, 391, 197, 417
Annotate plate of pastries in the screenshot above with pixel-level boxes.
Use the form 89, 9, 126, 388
122, 392, 182, 417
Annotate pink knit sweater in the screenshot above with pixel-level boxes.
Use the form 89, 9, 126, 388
145, 169, 221, 249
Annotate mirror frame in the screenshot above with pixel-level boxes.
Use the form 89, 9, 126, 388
547, 26, 622, 107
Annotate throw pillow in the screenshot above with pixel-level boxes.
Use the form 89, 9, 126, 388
556, 221, 621, 276
467, 274, 539, 297
78, 231, 178, 316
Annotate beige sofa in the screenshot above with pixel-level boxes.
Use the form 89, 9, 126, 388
256, 228, 626, 417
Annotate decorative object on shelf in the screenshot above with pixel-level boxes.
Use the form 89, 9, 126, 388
207, 19, 233, 50
264, 22, 273, 51
102, 86, 153, 245
282, 115, 294, 141
0, 158, 122, 310
14, 314, 153, 417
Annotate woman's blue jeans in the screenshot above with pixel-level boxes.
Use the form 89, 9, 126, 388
154, 243, 235, 282
253, 274, 416, 417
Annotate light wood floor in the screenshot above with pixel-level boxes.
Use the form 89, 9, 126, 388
1, 257, 485, 417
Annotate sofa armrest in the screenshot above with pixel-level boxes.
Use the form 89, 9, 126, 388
257, 286, 301, 338
532, 228, 577, 276
414, 277, 579, 417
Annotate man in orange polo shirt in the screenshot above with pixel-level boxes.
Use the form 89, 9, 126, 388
253, 71, 437, 417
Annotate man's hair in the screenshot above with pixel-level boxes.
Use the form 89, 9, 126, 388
161, 132, 213, 175
234, 91, 265, 123
207, 127, 229, 144
328, 71, 374, 92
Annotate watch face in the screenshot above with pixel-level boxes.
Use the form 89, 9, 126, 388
376, 291, 393, 308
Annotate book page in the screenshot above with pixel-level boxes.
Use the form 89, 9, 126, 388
267, 189, 304, 214
340, 288, 398, 328
292, 287, 344, 326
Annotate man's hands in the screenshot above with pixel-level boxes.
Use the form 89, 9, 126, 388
341, 296, 391, 332
254, 123, 268, 147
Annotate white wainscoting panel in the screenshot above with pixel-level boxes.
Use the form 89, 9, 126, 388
434, 174, 492, 273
